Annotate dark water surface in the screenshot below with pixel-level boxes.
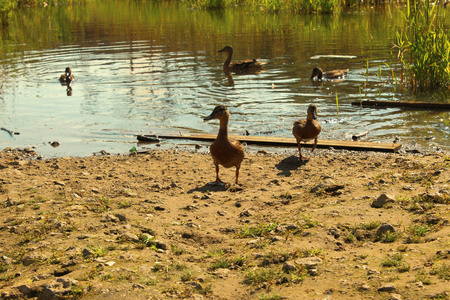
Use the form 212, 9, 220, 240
0, 1, 449, 157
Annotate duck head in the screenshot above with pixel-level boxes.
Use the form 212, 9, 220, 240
204, 105, 229, 122
65, 67, 72, 77
307, 104, 318, 120
218, 46, 234, 54
310, 67, 323, 80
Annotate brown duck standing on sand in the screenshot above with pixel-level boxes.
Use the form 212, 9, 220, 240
218, 46, 267, 72
310, 67, 349, 80
292, 104, 322, 161
204, 105, 245, 184
59, 67, 75, 84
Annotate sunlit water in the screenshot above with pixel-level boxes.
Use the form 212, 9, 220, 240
0, 1, 449, 158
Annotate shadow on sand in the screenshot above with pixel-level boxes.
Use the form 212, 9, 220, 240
275, 155, 308, 176
187, 182, 230, 193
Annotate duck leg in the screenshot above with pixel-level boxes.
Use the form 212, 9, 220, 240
297, 142, 309, 161
214, 164, 224, 184
311, 138, 318, 152
235, 167, 240, 185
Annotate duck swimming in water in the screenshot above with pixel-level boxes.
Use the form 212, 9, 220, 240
59, 67, 75, 84
292, 104, 322, 161
310, 67, 348, 80
204, 105, 245, 184
218, 46, 267, 72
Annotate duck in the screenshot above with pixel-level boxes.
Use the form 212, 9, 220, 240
218, 46, 267, 72
310, 67, 349, 80
292, 104, 322, 161
204, 105, 245, 184
59, 67, 75, 84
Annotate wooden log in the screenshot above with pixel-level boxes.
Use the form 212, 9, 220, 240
352, 131, 369, 141
137, 134, 401, 153
1, 127, 19, 136
351, 100, 450, 110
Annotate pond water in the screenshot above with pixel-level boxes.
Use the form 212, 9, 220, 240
0, 1, 449, 158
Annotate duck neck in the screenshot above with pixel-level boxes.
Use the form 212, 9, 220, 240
217, 117, 229, 138
223, 51, 233, 70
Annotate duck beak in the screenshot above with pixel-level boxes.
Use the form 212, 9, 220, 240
218, 47, 225, 53
203, 113, 215, 121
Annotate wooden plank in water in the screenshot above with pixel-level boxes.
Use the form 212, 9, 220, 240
137, 134, 402, 152
351, 100, 450, 110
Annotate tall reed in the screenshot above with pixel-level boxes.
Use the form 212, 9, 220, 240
185, 0, 358, 13
394, 0, 450, 91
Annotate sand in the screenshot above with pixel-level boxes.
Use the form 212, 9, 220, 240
0, 146, 449, 299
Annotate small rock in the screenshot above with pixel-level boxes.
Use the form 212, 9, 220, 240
120, 232, 140, 243
376, 223, 395, 238
359, 284, 371, 291
378, 283, 396, 292
56, 277, 78, 288
239, 210, 252, 217
1, 256, 13, 265
22, 253, 41, 266
329, 228, 340, 239
282, 262, 296, 273
153, 240, 168, 250
275, 223, 299, 233
371, 193, 395, 208
82, 248, 94, 257
114, 214, 126, 222
308, 268, 318, 276
16, 285, 31, 295
132, 283, 145, 289
295, 257, 323, 268
105, 214, 120, 223
389, 293, 402, 300
188, 281, 203, 290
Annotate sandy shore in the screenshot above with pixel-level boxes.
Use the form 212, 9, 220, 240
0, 146, 449, 300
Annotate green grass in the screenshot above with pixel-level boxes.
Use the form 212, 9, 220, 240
205, 247, 226, 258
87, 245, 109, 258
406, 224, 431, 243
430, 264, 450, 280
381, 253, 404, 267
259, 294, 284, 300
244, 268, 284, 286
237, 222, 277, 238
171, 244, 186, 255
380, 231, 401, 243
118, 200, 132, 208
210, 258, 232, 270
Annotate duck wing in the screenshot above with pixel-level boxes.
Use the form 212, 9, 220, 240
293, 119, 321, 141
210, 138, 244, 168
231, 59, 266, 70
324, 69, 349, 79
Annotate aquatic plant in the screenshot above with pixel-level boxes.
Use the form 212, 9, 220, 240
0, 0, 76, 26
394, 0, 450, 91
184, 0, 360, 14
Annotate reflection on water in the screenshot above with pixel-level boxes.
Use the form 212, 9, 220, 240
0, 1, 448, 157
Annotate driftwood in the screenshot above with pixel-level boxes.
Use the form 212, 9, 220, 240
137, 134, 401, 153
352, 131, 369, 141
352, 100, 450, 110
1, 127, 19, 137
